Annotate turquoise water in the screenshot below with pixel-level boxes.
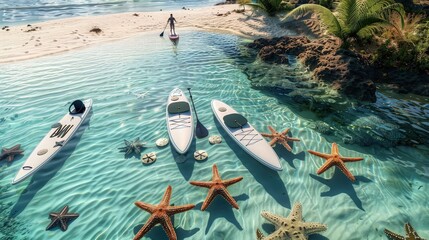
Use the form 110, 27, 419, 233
0, 0, 221, 25
0, 31, 428, 239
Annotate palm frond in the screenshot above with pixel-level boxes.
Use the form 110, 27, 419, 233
362, 0, 404, 26
246, 0, 287, 16
246, 2, 268, 12
284, 4, 343, 37
335, 0, 358, 30
356, 21, 392, 38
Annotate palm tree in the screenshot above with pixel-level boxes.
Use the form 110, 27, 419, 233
246, 0, 292, 16
284, 0, 405, 45
238, 0, 251, 11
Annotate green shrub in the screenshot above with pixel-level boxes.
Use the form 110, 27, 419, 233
246, 0, 291, 16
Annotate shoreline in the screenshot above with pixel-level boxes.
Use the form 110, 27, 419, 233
0, 4, 292, 64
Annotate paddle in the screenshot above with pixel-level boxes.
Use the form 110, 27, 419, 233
160, 22, 168, 37
187, 88, 209, 138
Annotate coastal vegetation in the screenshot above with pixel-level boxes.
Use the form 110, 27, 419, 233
284, 0, 406, 46
281, 0, 428, 72
241, 0, 428, 91
372, 15, 429, 72
245, 0, 293, 16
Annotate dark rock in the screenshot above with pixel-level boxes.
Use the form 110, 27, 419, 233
375, 69, 429, 97
259, 46, 289, 64
248, 36, 378, 102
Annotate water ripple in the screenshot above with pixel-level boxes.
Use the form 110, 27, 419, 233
0, 31, 428, 239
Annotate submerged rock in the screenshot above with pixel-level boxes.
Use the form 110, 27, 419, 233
248, 36, 377, 102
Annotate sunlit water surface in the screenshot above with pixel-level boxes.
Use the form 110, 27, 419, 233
0, 31, 428, 240
0, 0, 221, 25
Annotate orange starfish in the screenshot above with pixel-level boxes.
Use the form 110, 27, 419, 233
261, 126, 300, 151
308, 142, 363, 182
133, 185, 195, 240
190, 164, 243, 211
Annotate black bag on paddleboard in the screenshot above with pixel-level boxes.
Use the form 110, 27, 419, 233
69, 100, 86, 114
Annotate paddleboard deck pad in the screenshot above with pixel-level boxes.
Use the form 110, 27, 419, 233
166, 88, 194, 154
211, 99, 282, 171
12, 99, 93, 184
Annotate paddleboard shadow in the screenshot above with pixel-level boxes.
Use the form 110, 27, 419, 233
9, 111, 92, 218
169, 137, 196, 181
273, 144, 306, 169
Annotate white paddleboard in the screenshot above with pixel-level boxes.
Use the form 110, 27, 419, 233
166, 88, 194, 154
211, 99, 282, 171
12, 99, 93, 184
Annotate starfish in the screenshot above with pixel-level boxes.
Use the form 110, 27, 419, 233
308, 142, 363, 182
118, 137, 145, 155
385, 222, 426, 240
0, 144, 24, 162
46, 205, 79, 231
261, 126, 300, 151
190, 164, 243, 211
134, 185, 195, 240
256, 202, 327, 240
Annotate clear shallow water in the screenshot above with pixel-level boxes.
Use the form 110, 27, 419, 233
0, 0, 221, 25
0, 31, 428, 240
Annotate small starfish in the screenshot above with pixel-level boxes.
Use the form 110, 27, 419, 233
134, 185, 195, 240
190, 164, 243, 211
308, 142, 363, 182
385, 222, 426, 240
118, 138, 145, 155
46, 205, 79, 231
0, 144, 24, 162
261, 126, 300, 151
256, 202, 327, 240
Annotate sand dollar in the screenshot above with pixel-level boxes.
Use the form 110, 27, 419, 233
155, 138, 169, 147
37, 149, 48, 155
142, 152, 157, 164
194, 150, 208, 161
208, 135, 222, 144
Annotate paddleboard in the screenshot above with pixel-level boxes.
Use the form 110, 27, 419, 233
211, 100, 282, 171
169, 34, 179, 41
166, 88, 194, 154
12, 99, 93, 184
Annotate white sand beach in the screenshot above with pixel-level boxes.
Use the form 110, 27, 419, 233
0, 4, 292, 63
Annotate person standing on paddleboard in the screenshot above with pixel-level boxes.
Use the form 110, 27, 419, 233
167, 14, 177, 36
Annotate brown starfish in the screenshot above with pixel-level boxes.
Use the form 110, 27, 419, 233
134, 185, 195, 240
385, 222, 426, 240
308, 142, 363, 182
261, 126, 300, 151
190, 164, 243, 211
0, 144, 24, 162
46, 205, 79, 231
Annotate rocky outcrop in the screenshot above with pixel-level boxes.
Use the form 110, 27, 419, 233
248, 36, 377, 102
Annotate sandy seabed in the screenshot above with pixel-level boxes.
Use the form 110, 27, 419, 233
0, 4, 292, 63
